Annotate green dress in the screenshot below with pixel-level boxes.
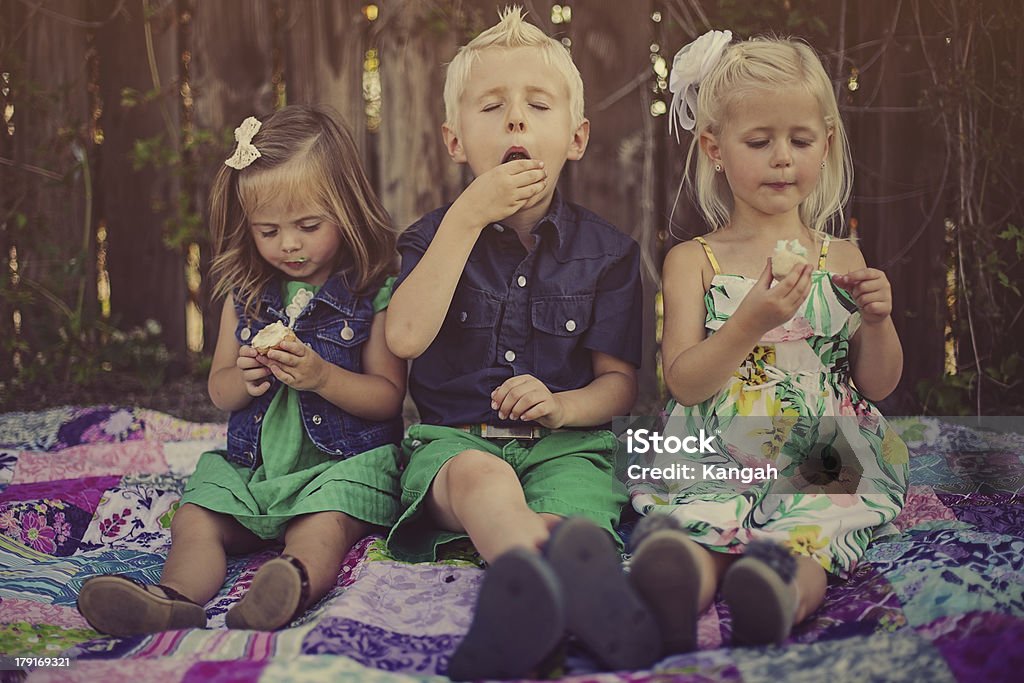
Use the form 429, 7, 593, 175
629, 238, 908, 579
180, 278, 402, 540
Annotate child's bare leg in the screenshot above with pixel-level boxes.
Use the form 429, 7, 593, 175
77, 503, 263, 636
282, 511, 371, 604
444, 457, 660, 676
162, 503, 265, 604
427, 450, 549, 562
225, 511, 370, 631
792, 555, 827, 624
698, 549, 737, 610
722, 543, 822, 645
539, 513, 564, 532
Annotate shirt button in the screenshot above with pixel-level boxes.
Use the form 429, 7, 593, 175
240, 328, 251, 340
504, 350, 516, 362
517, 275, 527, 287
459, 311, 468, 323
312, 414, 322, 425
565, 319, 577, 332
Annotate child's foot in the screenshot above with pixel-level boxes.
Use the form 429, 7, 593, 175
546, 517, 661, 671
77, 575, 206, 636
721, 540, 798, 646
225, 554, 310, 631
448, 547, 565, 681
628, 514, 705, 655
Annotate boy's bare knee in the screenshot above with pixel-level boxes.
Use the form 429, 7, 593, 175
443, 450, 515, 490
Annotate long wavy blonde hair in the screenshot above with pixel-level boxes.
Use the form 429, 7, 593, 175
208, 105, 395, 319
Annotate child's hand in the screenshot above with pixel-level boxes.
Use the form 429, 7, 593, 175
237, 346, 273, 397
832, 268, 893, 325
452, 159, 547, 228
733, 260, 812, 336
491, 374, 566, 428
264, 339, 328, 393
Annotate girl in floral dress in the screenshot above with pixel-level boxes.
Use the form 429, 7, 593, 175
77, 106, 406, 636
627, 32, 908, 654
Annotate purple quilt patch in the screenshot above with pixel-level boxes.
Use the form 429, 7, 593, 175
936, 492, 1024, 536
182, 659, 267, 683
0, 475, 121, 513
797, 563, 905, 642
302, 616, 457, 675
936, 616, 1024, 682
0, 498, 93, 555
55, 408, 144, 450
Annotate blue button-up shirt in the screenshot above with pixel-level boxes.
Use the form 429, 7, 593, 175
395, 192, 643, 427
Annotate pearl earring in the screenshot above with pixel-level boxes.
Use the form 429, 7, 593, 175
821, 160, 826, 168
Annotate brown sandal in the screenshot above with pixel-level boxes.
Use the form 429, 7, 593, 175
225, 554, 311, 631
77, 574, 207, 637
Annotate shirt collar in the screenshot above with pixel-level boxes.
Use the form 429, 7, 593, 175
530, 189, 571, 250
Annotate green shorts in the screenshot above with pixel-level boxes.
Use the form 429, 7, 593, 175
385, 424, 627, 562
180, 443, 402, 541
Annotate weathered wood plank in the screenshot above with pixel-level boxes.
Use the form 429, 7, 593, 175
282, 0, 366, 150
96, 0, 186, 356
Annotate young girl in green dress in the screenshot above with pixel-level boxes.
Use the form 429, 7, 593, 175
77, 105, 406, 636
628, 33, 908, 653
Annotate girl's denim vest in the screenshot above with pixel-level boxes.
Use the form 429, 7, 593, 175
225, 273, 403, 468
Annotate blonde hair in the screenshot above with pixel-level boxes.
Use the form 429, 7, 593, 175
443, 5, 584, 134
683, 36, 852, 237
208, 105, 395, 319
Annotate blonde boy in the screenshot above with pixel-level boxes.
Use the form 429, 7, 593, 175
385, 7, 656, 679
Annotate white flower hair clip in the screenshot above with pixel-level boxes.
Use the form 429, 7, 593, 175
668, 29, 733, 139
224, 116, 262, 170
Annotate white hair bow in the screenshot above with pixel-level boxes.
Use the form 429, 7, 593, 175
668, 29, 732, 140
224, 116, 262, 170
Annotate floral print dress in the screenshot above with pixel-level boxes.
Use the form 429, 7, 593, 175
630, 237, 908, 579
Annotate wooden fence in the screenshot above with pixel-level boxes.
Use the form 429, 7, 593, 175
2, 0, 1007, 411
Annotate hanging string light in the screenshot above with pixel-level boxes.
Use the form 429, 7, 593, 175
362, 6, 381, 133
650, 9, 667, 117
551, 4, 572, 49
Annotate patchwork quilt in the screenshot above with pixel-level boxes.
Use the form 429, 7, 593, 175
0, 407, 1022, 682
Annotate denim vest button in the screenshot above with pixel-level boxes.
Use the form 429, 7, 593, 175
312, 414, 323, 425
459, 311, 468, 323
517, 275, 527, 287
254, 413, 262, 423
340, 324, 354, 341
504, 350, 516, 362
240, 327, 251, 341
565, 319, 577, 332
